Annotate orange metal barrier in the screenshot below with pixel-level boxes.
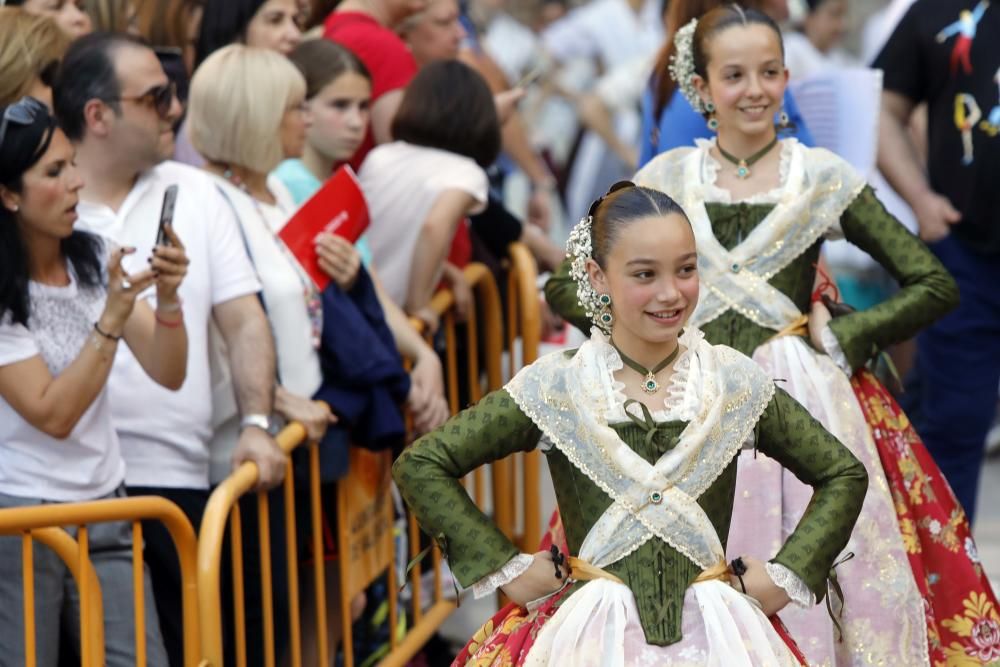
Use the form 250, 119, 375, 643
197, 420, 312, 667
0, 249, 549, 667
503, 242, 543, 553
0, 496, 200, 667
199, 258, 543, 667
365, 262, 504, 667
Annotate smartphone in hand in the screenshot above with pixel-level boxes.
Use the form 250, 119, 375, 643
156, 184, 178, 247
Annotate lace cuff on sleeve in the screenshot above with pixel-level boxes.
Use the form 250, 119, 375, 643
820, 325, 852, 375
472, 553, 535, 599
765, 561, 816, 608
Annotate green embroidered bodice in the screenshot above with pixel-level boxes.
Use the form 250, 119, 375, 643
392, 385, 868, 646
545, 186, 959, 369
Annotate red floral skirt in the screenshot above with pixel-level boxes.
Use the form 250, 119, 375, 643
851, 368, 1000, 665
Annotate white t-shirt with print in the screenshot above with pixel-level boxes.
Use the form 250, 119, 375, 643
0, 247, 126, 501
75, 160, 261, 490
359, 141, 489, 307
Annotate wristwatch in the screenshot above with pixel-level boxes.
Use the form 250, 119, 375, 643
239, 413, 272, 433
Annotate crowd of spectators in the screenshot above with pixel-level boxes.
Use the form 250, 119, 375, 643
0, 0, 996, 664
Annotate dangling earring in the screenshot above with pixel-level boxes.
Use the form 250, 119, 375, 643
597, 293, 614, 328
778, 107, 790, 130
704, 101, 719, 131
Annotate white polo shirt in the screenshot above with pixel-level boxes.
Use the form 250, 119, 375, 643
76, 160, 261, 490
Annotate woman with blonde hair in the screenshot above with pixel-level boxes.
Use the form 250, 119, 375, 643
190, 44, 416, 664
188, 43, 333, 495
0, 7, 70, 106
188, 43, 318, 665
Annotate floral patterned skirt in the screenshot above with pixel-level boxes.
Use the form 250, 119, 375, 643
851, 369, 1000, 666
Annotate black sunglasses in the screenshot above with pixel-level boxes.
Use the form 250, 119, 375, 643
0, 96, 49, 151
110, 80, 177, 119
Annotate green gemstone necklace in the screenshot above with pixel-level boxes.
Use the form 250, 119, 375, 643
716, 135, 779, 180
611, 339, 681, 395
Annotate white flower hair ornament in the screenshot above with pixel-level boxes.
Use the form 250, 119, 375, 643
567, 214, 610, 333
567, 181, 638, 334
668, 19, 704, 113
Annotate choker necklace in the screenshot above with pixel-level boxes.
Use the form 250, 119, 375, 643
611, 339, 681, 395
716, 135, 779, 179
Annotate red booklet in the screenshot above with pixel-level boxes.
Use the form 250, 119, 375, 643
279, 165, 370, 291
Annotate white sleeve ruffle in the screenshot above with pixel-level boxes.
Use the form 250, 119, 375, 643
765, 561, 816, 608
820, 324, 852, 375
471, 553, 535, 599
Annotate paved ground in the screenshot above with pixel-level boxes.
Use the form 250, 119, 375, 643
974, 454, 1000, 588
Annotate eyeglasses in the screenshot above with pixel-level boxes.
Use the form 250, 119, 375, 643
0, 96, 48, 150
110, 80, 176, 119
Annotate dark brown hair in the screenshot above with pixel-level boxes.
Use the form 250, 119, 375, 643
0, 100, 103, 327
134, 0, 204, 50
288, 38, 370, 101
391, 60, 500, 168
651, 0, 780, 120
590, 182, 689, 268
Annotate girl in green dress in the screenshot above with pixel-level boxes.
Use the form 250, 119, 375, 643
393, 183, 869, 666
546, 6, 999, 665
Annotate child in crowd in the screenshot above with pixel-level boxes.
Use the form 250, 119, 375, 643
274, 38, 449, 436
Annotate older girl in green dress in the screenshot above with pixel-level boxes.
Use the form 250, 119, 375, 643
393, 183, 869, 666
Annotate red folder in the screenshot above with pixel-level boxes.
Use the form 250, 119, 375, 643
279, 165, 370, 291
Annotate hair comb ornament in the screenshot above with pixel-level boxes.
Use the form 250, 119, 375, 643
668, 19, 703, 113
569, 181, 638, 333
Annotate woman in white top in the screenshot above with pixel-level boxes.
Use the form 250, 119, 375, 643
0, 97, 189, 666
187, 44, 335, 467
360, 59, 495, 327
187, 44, 331, 665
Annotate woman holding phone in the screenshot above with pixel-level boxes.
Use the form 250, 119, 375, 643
0, 96, 189, 665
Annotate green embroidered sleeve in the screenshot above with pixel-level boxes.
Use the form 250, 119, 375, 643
829, 185, 960, 370
391, 390, 542, 587
756, 388, 869, 601
544, 258, 592, 335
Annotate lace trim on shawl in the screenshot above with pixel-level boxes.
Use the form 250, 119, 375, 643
700, 138, 794, 205
597, 328, 701, 423
472, 553, 535, 599
765, 561, 816, 608
505, 334, 774, 570
508, 385, 713, 569
635, 140, 867, 331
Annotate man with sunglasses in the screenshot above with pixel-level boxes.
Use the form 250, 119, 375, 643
53, 32, 287, 666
